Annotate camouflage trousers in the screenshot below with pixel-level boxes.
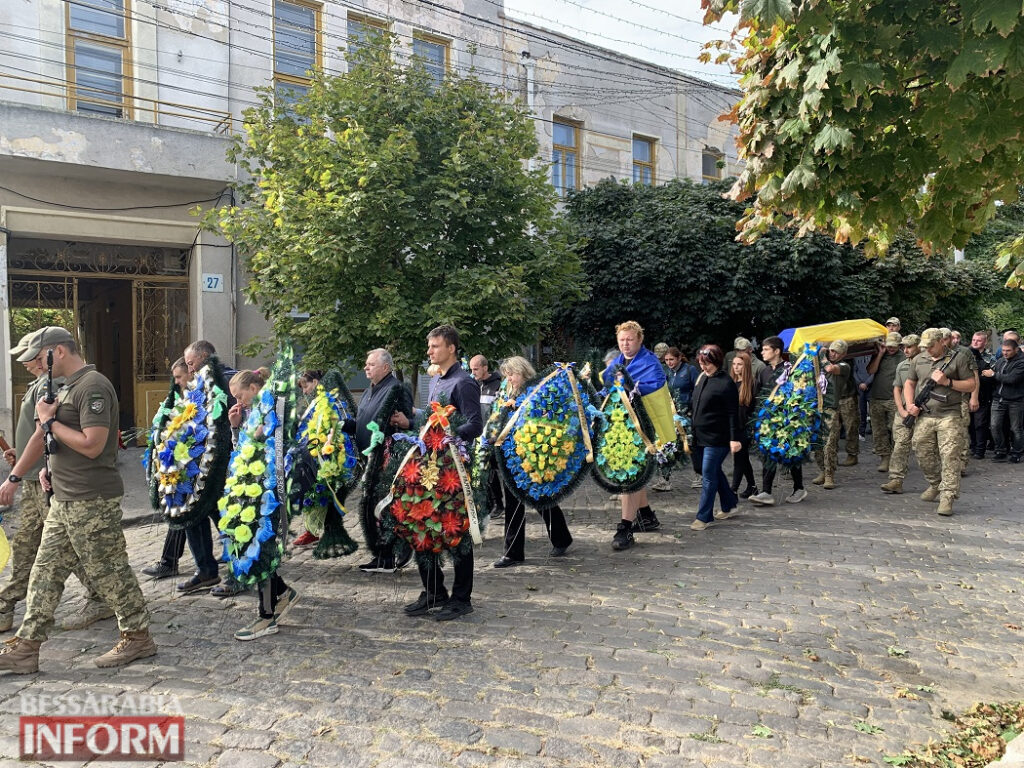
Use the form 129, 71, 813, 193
911, 412, 964, 501
18, 496, 149, 642
837, 396, 860, 457
960, 398, 971, 464
0, 481, 97, 614
888, 414, 915, 481
814, 408, 839, 475
870, 399, 897, 457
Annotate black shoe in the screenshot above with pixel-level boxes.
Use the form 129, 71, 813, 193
550, 545, 570, 557
176, 573, 220, 594
394, 549, 413, 571
1012, 455, 1022, 464
403, 591, 448, 616
971, 451, 985, 460
612, 522, 634, 551
994, 454, 1009, 463
358, 556, 382, 572
493, 556, 523, 569
435, 599, 473, 622
142, 561, 178, 579
739, 485, 758, 499
489, 507, 504, 521
631, 509, 661, 533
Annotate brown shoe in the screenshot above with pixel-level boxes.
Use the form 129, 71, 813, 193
920, 486, 940, 502
0, 611, 13, 633
840, 456, 858, 467
937, 497, 954, 516
822, 475, 836, 490
880, 479, 903, 494
93, 630, 157, 668
877, 457, 890, 473
0, 637, 41, 674
59, 599, 115, 632
811, 473, 825, 486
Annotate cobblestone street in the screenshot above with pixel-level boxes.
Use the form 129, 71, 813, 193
1, 450, 1021, 768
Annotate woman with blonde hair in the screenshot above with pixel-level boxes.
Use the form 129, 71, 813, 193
729, 353, 758, 498
493, 356, 573, 567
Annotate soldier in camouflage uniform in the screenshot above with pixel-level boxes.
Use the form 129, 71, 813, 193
0, 327, 156, 674
905, 328, 978, 517
0, 333, 111, 634
881, 334, 921, 494
813, 340, 852, 489
941, 329, 979, 472
867, 331, 903, 473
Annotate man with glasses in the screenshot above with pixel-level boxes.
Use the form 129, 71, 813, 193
0, 330, 109, 635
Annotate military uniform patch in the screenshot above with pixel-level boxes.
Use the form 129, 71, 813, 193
89, 394, 105, 413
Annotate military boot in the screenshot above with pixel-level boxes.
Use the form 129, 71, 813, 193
841, 455, 858, 467
0, 637, 41, 674
880, 479, 903, 494
822, 474, 836, 490
60, 599, 115, 631
0, 611, 13, 633
811, 472, 826, 485
877, 456, 890, 473
936, 496, 954, 516
920, 486, 940, 502
93, 630, 157, 668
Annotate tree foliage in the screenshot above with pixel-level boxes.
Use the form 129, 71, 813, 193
558, 179, 1017, 352
701, 0, 1024, 287
203, 34, 581, 369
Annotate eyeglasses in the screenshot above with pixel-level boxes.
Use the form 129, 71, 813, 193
697, 348, 712, 358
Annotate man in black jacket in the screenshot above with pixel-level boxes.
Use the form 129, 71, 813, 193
469, 354, 505, 520
983, 337, 1024, 462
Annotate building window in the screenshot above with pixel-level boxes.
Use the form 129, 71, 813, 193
347, 13, 387, 60
633, 137, 655, 185
552, 119, 580, 198
274, 0, 320, 97
66, 0, 130, 117
702, 147, 724, 184
412, 33, 449, 87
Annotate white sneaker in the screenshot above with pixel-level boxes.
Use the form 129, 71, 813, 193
786, 489, 808, 504
650, 477, 672, 492
713, 508, 739, 520
690, 519, 711, 531
749, 492, 775, 506
689, 476, 703, 489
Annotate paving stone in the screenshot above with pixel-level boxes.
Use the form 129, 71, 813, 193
217, 749, 280, 768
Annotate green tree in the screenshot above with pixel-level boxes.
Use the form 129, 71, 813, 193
204, 34, 580, 369
701, 0, 1024, 287
558, 178, 1013, 351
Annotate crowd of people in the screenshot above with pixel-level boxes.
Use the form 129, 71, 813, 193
0, 316, 1020, 671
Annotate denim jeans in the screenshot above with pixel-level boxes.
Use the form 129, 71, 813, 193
696, 445, 737, 523
991, 398, 1024, 458
184, 518, 218, 579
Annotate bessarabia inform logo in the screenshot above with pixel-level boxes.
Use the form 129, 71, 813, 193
19, 693, 185, 761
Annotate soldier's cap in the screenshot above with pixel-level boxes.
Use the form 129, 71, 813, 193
938, 327, 952, 338
920, 328, 943, 346
885, 317, 900, 326
885, 332, 902, 347
16, 326, 74, 362
733, 337, 752, 351
9, 332, 36, 356
653, 342, 669, 354
828, 339, 848, 355
901, 333, 921, 347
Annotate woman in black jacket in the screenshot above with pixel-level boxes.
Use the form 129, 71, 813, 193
690, 345, 743, 530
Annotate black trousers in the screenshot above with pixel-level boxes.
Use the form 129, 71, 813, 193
159, 527, 186, 567
418, 548, 473, 603
969, 400, 992, 454
503, 500, 572, 561
257, 573, 288, 619
762, 462, 803, 493
731, 444, 755, 491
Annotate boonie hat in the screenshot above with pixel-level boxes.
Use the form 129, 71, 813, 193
938, 327, 952, 338
828, 339, 848, 355
886, 317, 900, 327
733, 337, 752, 351
920, 328, 942, 346
17, 326, 74, 363
901, 333, 921, 347
885, 332, 902, 347
9, 332, 36, 357
653, 342, 669, 355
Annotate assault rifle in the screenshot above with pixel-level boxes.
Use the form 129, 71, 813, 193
902, 353, 956, 429
42, 349, 58, 504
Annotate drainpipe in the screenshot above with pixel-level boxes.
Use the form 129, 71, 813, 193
521, 50, 537, 172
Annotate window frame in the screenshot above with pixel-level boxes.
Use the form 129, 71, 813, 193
273, 0, 322, 96
346, 11, 388, 61
702, 147, 725, 184
632, 135, 656, 186
552, 118, 581, 198
412, 31, 450, 86
65, 0, 132, 118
